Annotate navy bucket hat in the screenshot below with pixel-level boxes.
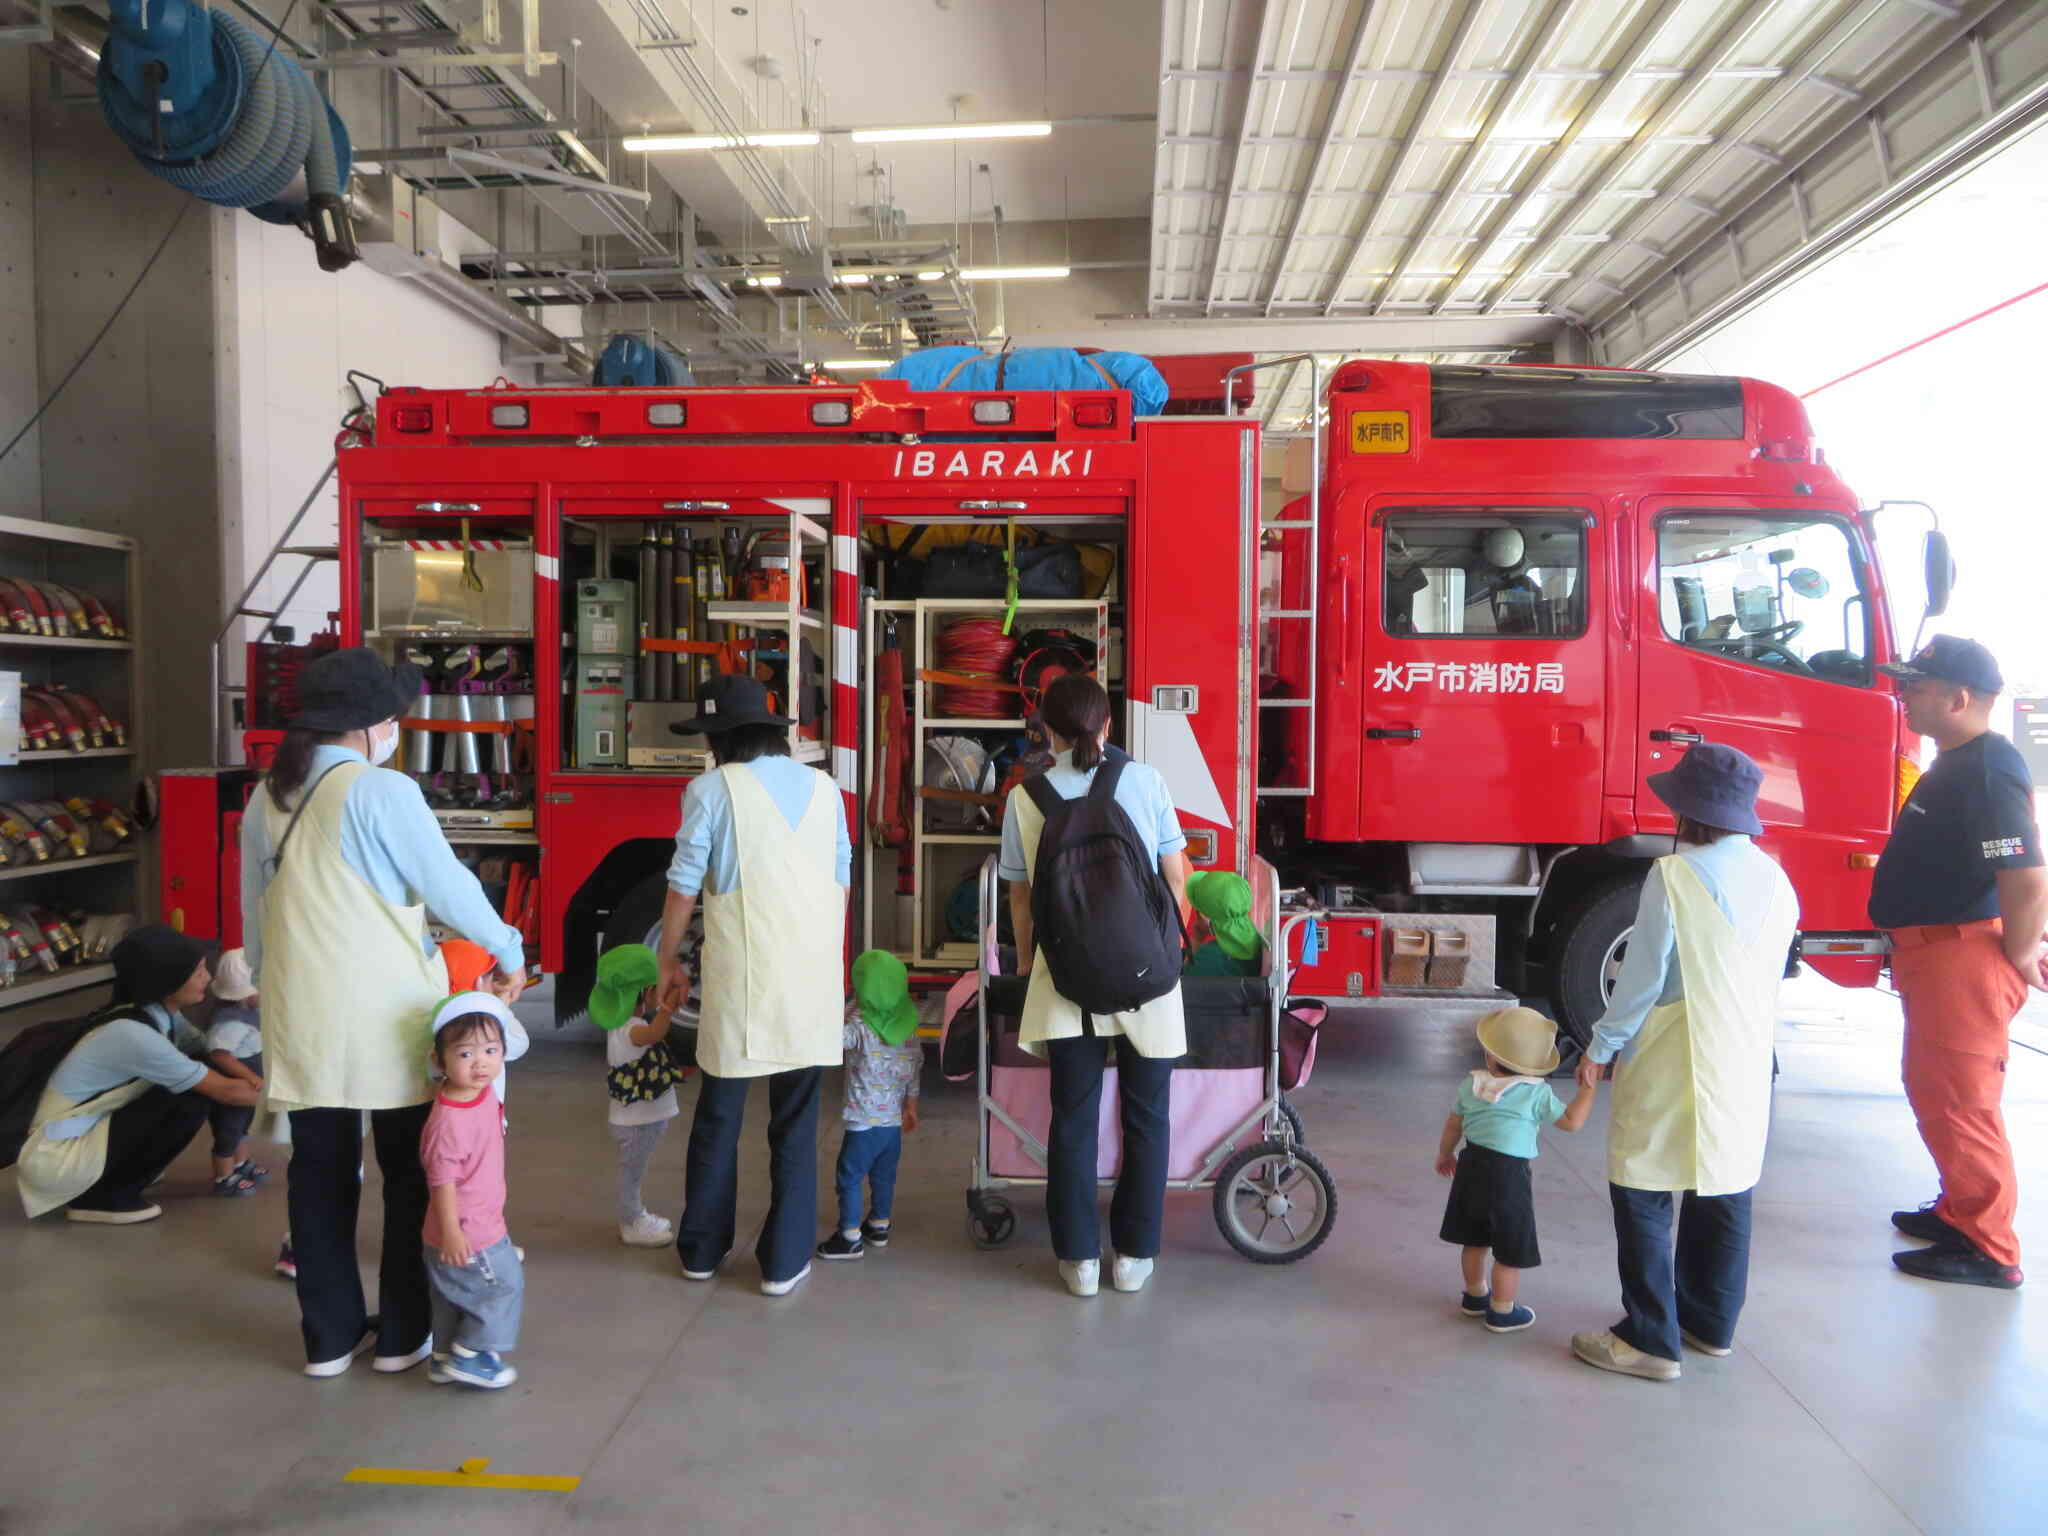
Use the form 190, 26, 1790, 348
1647, 742, 1765, 837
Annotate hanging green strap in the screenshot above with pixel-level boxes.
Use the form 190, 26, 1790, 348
1002, 516, 1020, 635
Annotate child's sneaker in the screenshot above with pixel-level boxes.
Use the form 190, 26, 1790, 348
1484, 1304, 1536, 1334
619, 1212, 674, 1248
442, 1347, 518, 1389
427, 1353, 454, 1385
1458, 1291, 1491, 1319
861, 1219, 891, 1249
274, 1239, 298, 1281
816, 1231, 864, 1261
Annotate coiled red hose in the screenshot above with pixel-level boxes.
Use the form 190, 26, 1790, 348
935, 617, 1018, 718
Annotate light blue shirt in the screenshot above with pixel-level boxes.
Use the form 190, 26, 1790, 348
666, 756, 853, 897
46, 1004, 208, 1134
1588, 835, 1796, 1065
1454, 1076, 1567, 1159
999, 750, 1187, 882
239, 745, 526, 981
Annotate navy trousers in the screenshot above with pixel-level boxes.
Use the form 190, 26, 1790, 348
834, 1125, 903, 1233
288, 1103, 432, 1366
1609, 1183, 1754, 1362
677, 1066, 821, 1284
1045, 1034, 1178, 1263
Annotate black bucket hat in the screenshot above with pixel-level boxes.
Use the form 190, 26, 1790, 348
673, 674, 790, 737
1647, 742, 1765, 837
289, 647, 423, 733
111, 924, 209, 1005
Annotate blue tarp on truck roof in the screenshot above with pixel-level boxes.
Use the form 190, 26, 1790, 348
879, 347, 1169, 417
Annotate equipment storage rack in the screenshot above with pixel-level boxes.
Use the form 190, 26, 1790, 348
0, 514, 143, 1011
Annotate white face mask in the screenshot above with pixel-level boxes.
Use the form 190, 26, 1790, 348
367, 721, 400, 766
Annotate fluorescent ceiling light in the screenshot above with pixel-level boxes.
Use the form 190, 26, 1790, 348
763, 215, 812, 224
623, 131, 820, 152
838, 273, 870, 285
850, 121, 1052, 144
958, 265, 1070, 281
823, 359, 891, 370
915, 270, 946, 281
742, 274, 784, 287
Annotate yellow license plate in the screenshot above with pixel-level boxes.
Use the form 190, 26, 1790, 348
1350, 410, 1410, 453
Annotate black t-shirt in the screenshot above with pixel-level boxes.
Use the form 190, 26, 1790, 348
1870, 732, 2043, 928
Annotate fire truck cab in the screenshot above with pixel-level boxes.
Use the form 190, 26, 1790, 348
161, 359, 1926, 1056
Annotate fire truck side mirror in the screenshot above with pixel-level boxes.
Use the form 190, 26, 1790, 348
1923, 530, 1955, 619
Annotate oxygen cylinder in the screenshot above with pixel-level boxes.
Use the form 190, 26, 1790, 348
636, 526, 658, 701
674, 527, 695, 701
654, 524, 676, 702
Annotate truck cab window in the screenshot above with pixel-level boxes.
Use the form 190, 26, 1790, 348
1382, 514, 1586, 638
1657, 514, 1871, 684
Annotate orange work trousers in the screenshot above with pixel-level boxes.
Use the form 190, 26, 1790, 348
1890, 920, 2025, 1268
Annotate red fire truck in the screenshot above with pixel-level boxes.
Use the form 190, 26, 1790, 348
161, 359, 1943, 1056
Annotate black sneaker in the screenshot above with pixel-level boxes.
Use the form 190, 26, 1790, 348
1891, 1201, 1968, 1247
816, 1231, 864, 1261
1892, 1245, 2022, 1290
862, 1220, 892, 1249
1458, 1291, 1491, 1320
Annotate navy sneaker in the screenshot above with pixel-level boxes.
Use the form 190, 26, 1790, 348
1484, 1304, 1536, 1334
1893, 1245, 2022, 1290
816, 1231, 864, 1261
862, 1219, 892, 1249
1458, 1291, 1491, 1320
1891, 1201, 1968, 1247
442, 1348, 518, 1389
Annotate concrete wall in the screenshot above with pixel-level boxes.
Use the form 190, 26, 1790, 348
0, 50, 39, 521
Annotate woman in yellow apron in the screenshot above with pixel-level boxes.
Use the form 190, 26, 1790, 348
239, 648, 528, 1378
17, 927, 261, 1223
1000, 675, 1190, 1299
657, 675, 849, 1298
1571, 744, 1798, 1382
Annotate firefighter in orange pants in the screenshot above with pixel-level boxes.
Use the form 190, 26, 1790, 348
1871, 637, 2048, 1290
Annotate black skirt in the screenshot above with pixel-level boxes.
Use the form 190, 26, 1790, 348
1439, 1142, 1540, 1269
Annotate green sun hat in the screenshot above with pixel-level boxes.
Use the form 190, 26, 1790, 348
1187, 871, 1264, 961
590, 943, 660, 1031
853, 949, 918, 1046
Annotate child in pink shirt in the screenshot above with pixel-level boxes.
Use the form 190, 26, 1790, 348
421, 993, 523, 1390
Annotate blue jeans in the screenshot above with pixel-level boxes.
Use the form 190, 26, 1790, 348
1610, 1184, 1754, 1363
677, 1066, 821, 1285
834, 1125, 903, 1233
427, 1235, 524, 1355
1045, 1034, 1178, 1263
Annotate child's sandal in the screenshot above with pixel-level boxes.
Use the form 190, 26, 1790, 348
212, 1171, 260, 1197
233, 1159, 271, 1184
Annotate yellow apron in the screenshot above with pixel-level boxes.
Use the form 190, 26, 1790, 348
16, 1074, 156, 1218
1009, 784, 1186, 1061
695, 764, 846, 1079
1608, 853, 1798, 1196
256, 762, 449, 1111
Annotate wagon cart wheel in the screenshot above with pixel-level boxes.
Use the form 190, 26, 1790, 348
1278, 1096, 1307, 1146
966, 1192, 1017, 1250
1213, 1140, 1337, 1264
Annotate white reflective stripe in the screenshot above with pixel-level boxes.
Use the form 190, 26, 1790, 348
535, 554, 559, 581
833, 745, 859, 794
833, 627, 859, 690
1127, 703, 1229, 826
833, 534, 858, 573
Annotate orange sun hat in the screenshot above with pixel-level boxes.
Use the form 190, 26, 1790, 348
438, 938, 495, 993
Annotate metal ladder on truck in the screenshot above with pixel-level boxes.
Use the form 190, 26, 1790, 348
1226, 355, 1321, 806
209, 458, 342, 763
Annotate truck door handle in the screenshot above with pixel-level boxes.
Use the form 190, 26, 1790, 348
1649, 728, 1704, 744
1367, 728, 1422, 741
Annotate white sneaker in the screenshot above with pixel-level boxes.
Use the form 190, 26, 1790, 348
1059, 1259, 1100, 1297
760, 1263, 811, 1298
1681, 1328, 1734, 1358
620, 1212, 675, 1248
1111, 1255, 1154, 1293
1571, 1329, 1681, 1382
304, 1322, 379, 1379
372, 1338, 434, 1374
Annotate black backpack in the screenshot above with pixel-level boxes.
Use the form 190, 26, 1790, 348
0, 1004, 143, 1170
1023, 749, 1186, 1017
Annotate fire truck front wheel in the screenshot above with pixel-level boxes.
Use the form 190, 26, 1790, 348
1550, 875, 1646, 1058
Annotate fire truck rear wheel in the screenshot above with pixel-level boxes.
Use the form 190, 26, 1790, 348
604, 872, 703, 1054
1550, 876, 1645, 1059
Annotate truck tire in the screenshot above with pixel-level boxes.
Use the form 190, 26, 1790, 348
1550, 876, 1645, 1055
601, 871, 701, 1063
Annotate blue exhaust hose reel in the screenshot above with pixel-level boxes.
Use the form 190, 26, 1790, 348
98, 0, 359, 271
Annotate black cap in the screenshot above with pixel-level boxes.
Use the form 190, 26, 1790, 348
1879, 635, 2003, 695
673, 673, 790, 736
111, 925, 209, 1005
289, 646, 423, 732
1646, 742, 1766, 837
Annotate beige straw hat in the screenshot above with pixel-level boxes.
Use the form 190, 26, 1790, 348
1475, 1006, 1561, 1077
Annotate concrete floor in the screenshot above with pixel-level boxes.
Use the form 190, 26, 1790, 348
1, 976, 2043, 1536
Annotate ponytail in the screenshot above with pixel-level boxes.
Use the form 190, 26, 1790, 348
265, 727, 348, 810
1041, 673, 1109, 771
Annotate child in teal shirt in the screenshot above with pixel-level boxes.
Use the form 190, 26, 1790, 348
1436, 1007, 1597, 1334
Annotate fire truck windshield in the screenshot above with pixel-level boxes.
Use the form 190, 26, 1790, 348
1657, 513, 1872, 685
